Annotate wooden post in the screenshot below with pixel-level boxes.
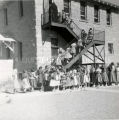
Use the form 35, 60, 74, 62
93, 44, 96, 70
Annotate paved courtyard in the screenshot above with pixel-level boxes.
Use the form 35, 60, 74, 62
0, 86, 119, 120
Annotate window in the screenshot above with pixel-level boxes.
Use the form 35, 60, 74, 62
19, 0, 24, 17
80, 1, 87, 20
107, 9, 111, 25
108, 43, 114, 54
18, 42, 22, 61
51, 38, 58, 58
94, 5, 100, 23
6, 48, 11, 59
64, 0, 70, 13
4, 8, 8, 25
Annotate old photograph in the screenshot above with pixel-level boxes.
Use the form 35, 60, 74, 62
0, 0, 119, 120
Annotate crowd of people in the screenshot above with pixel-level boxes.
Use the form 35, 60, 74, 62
12, 62, 119, 93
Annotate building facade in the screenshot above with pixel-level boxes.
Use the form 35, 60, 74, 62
0, 0, 119, 76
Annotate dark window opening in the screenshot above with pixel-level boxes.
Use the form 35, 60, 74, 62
108, 43, 114, 54
18, 42, 22, 61
4, 8, 8, 25
80, 1, 87, 20
94, 5, 100, 23
19, 0, 24, 17
107, 9, 111, 25
6, 48, 11, 59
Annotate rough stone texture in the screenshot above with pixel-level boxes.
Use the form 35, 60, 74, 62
71, 0, 119, 65
0, 0, 119, 73
0, 0, 36, 72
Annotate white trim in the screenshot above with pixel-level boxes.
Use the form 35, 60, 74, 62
0, 34, 15, 42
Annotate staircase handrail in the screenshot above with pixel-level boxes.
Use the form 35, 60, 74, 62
63, 15, 82, 39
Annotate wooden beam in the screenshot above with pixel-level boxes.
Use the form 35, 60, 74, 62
95, 46, 104, 60
84, 54, 94, 62
2, 41, 14, 52
87, 50, 104, 62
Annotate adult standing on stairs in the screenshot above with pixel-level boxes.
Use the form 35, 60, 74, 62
76, 39, 83, 54
70, 43, 76, 58
81, 29, 87, 47
56, 48, 64, 67
87, 28, 94, 44
64, 48, 72, 65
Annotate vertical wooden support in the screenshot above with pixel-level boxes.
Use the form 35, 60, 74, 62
93, 44, 96, 70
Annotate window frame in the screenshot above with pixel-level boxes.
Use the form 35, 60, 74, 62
4, 8, 8, 26
108, 43, 114, 54
18, 42, 23, 61
94, 5, 100, 23
6, 48, 11, 59
106, 9, 112, 26
64, 0, 71, 14
80, 1, 87, 21
18, 0, 24, 18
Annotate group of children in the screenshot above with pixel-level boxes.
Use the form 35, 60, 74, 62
12, 62, 119, 93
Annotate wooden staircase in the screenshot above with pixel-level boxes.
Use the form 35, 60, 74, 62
41, 11, 82, 42
41, 11, 105, 69
64, 40, 105, 69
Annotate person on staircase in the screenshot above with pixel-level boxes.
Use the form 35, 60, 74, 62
81, 29, 87, 47
70, 43, 76, 58
87, 28, 94, 44
62, 10, 66, 23
76, 39, 83, 54
56, 48, 64, 68
64, 47, 72, 65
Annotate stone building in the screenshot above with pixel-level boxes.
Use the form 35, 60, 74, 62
0, 0, 119, 78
